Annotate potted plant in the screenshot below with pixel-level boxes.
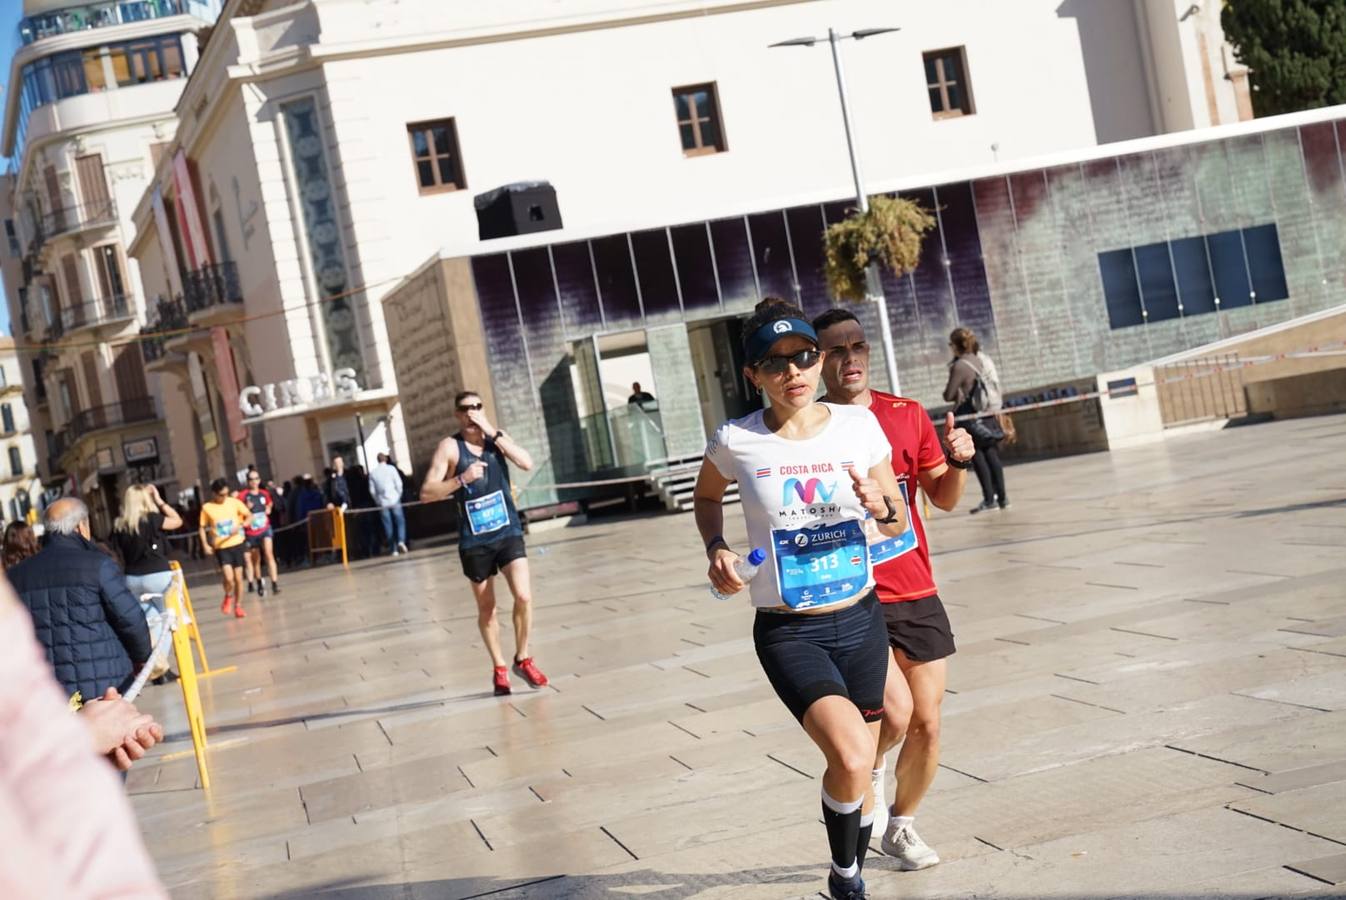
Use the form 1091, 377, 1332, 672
823, 195, 935, 301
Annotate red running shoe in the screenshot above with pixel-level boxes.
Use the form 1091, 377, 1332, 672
234, 603, 247, 619
493, 666, 511, 696
220, 595, 234, 616
513, 656, 549, 688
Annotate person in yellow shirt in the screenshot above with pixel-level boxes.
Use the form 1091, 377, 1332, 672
199, 478, 251, 618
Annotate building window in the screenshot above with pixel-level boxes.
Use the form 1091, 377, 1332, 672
1098, 223, 1289, 329
3, 220, 18, 256
924, 47, 974, 118
672, 83, 726, 156
407, 119, 466, 194
1, 405, 13, 434
109, 35, 184, 86
8, 448, 21, 477
93, 245, 126, 300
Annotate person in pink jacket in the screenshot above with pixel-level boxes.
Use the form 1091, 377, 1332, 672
0, 579, 168, 899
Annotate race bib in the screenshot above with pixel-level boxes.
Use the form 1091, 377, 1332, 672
466, 490, 510, 536
867, 481, 918, 565
772, 519, 870, 610
250, 512, 268, 531
214, 520, 235, 539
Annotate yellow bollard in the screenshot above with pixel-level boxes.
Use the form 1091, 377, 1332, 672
168, 561, 236, 678
336, 508, 349, 569
163, 582, 211, 791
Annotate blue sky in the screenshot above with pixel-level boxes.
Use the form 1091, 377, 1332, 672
0, 0, 23, 336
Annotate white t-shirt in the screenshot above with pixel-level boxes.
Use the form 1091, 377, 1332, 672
705, 404, 892, 611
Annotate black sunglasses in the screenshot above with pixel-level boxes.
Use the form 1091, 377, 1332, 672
457, 402, 484, 412
756, 349, 821, 375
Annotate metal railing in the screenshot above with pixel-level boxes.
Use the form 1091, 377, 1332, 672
183, 260, 242, 315
41, 199, 117, 243
59, 293, 131, 333
140, 295, 189, 362
67, 397, 158, 444
19, 0, 205, 45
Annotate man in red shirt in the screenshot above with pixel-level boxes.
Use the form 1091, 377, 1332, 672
814, 308, 975, 873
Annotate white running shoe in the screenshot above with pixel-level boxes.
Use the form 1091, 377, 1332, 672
881, 821, 940, 870
869, 768, 889, 839
396, 542, 409, 554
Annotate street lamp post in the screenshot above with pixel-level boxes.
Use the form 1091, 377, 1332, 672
771, 26, 902, 395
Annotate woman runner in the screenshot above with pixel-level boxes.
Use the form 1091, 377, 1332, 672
693, 298, 909, 900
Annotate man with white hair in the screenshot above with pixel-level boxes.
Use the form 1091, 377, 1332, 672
7, 497, 152, 703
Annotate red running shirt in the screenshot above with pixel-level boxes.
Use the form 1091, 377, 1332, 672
240, 488, 273, 538
867, 390, 945, 603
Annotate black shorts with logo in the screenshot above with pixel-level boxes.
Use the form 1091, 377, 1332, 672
881, 594, 957, 662
754, 591, 888, 724
459, 535, 528, 583
214, 544, 246, 570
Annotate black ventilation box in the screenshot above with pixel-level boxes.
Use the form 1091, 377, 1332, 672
474, 181, 563, 240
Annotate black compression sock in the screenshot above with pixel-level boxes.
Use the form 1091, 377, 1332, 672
855, 810, 875, 873
821, 787, 863, 879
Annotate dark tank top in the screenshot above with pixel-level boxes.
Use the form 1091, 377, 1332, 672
453, 434, 523, 549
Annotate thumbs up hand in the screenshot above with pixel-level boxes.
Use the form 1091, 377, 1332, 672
943, 411, 975, 464
848, 466, 888, 520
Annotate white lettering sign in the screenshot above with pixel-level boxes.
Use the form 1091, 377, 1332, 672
239, 368, 361, 418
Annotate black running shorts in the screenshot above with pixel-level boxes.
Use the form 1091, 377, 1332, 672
459, 535, 528, 583
214, 545, 246, 569
881, 594, 957, 662
753, 591, 888, 724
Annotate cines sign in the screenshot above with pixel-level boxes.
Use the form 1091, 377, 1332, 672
238, 368, 361, 420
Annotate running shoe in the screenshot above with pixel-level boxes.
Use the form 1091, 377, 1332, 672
493, 666, 512, 696
271, 581, 282, 595
870, 766, 890, 838
258, 580, 267, 598
998, 499, 1012, 510
396, 542, 409, 554
220, 595, 234, 616
513, 656, 549, 688
968, 500, 997, 515
881, 821, 940, 870
245, 580, 254, 594
827, 871, 868, 900
234, 603, 247, 619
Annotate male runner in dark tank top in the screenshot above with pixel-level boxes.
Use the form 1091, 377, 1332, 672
421, 390, 549, 696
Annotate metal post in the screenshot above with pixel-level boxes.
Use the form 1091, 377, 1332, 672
826, 29, 902, 396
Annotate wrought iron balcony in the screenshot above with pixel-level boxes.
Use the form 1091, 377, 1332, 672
140, 295, 188, 363
59, 293, 132, 334
19, 0, 208, 45
183, 260, 243, 316
66, 397, 158, 445
40, 199, 117, 245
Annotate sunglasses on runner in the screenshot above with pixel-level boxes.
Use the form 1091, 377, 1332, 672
456, 402, 484, 412
755, 349, 821, 375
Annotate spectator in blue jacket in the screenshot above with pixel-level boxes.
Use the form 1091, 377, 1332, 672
7, 498, 151, 702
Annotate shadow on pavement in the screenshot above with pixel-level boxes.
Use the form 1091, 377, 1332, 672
271, 865, 827, 899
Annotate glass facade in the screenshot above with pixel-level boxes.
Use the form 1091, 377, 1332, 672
10, 33, 186, 165
18, 1, 209, 45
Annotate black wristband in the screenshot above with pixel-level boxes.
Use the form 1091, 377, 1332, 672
945, 454, 972, 470
705, 535, 728, 554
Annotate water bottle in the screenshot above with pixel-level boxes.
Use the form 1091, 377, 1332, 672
709, 548, 767, 601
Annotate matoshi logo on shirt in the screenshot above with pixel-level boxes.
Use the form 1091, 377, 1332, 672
782, 478, 838, 506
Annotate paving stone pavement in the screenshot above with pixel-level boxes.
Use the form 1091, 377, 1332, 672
131, 414, 1346, 899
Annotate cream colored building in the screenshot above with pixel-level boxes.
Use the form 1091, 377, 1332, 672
127, 0, 1250, 484
1, 0, 223, 532
0, 338, 44, 525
